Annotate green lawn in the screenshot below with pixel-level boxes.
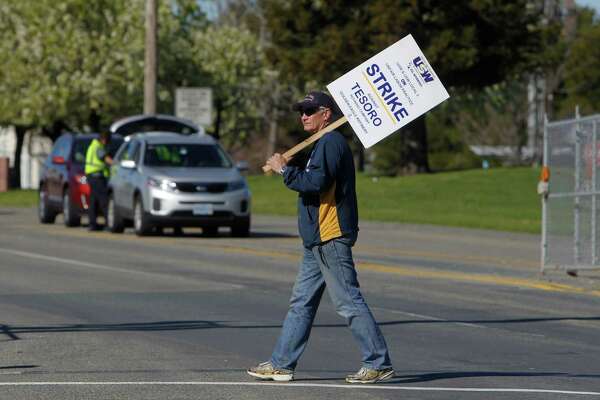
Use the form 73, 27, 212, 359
0, 189, 37, 208
248, 167, 541, 234
0, 167, 542, 233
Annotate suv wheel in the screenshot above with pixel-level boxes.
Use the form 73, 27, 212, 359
231, 217, 250, 237
107, 193, 125, 233
133, 196, 153, 236
38, 187, 56, 224
63, 190, 80, 227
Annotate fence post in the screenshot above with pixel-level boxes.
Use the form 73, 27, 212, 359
541, 114, 549, 273
574, 106, 582, 265
594, 120, 599, 265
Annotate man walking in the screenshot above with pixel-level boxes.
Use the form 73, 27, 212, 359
85, 131, 113, 231
247, 91, 393, 384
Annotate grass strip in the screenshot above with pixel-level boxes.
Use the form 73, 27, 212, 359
1, 167, 541, 233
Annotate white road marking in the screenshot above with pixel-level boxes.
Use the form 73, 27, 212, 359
0, 247, 143, 275
0, 249, 594, 397
373, 307, 486, 329
0, 381, 597, 395
0, 247, 243, 288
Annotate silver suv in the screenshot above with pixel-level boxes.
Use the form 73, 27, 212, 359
106, 131, 251, 237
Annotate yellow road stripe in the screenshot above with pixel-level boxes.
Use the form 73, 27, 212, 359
23, 225, 600, 298
355, 245, 539, 269
358, 262, 600, 296
374, 229, 538, 250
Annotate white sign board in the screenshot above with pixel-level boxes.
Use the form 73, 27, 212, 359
175, 87, 213, 127
327, 34, 449, 148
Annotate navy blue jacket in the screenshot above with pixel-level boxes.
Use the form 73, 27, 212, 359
282, 130, 358, 248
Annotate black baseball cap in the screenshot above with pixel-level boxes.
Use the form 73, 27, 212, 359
292, 91, 337, 112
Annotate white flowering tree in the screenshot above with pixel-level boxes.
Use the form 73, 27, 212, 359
191, 25, 268, 150
0, 0, 209, 186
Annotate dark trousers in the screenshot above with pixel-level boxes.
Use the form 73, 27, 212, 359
88, 175, 108, 227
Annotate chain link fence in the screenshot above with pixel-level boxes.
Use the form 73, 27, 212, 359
542, 112, 600, 273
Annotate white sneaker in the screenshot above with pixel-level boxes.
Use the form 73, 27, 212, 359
247, 361, 294, 382
345, 367, 394, 384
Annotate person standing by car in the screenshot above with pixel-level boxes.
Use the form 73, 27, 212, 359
85, 131, 113, 231
247, 91, 394, 384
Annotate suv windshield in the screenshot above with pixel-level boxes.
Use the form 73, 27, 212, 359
144, 144, 233, 168
72, 137, 123, 165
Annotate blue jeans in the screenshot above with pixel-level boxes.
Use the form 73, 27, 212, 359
270, 233, 392, 371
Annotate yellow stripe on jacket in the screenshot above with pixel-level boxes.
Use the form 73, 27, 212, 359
319, 182, 342, 242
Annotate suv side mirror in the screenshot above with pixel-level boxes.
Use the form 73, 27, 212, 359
235, 161, 249, 171
120, 160, 136, 169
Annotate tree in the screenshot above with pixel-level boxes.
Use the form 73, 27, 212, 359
260, 0, 556, 174
0, 0, 147, 131
0, 0, 146, 186
558, 7, 600, 115
0, 0, 208, 187
191, 25, 267, 151
203, 0, 300, 166
156, 0, 210, 113
453, 81, 529, 165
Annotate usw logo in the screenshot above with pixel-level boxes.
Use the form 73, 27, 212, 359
413, 57, 434, 83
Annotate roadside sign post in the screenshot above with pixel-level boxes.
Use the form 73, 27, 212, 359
263, 34, 449, 172
175, 87, 213, 128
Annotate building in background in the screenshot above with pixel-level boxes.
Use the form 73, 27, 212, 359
0, 126, 52, 190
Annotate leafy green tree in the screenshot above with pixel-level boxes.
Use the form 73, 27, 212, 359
559, 8, 600, 115
200, 0, 302, 165
260, 0, 556, 174
156, 0, 210, 112
261, 1, 370, 87
0, 0, 208, 187
191, 25, 267, 150
0, 0, 146, 186
0, 0, 146, 132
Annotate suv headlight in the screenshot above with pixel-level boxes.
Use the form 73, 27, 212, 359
226, 180, 246, 191
147, 177, 178, 193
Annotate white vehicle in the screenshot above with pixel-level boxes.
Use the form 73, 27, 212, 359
106, 116, 251, 237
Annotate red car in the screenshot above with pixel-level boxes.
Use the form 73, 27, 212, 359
38, 133, 123, 226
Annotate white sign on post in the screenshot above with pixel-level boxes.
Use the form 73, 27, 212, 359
175, 87, 213, 127
327, 34, 449, 148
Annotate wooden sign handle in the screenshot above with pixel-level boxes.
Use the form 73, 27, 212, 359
262, 116, 348, 173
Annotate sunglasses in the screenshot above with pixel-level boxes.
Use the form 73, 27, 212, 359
299, 106, 325, 117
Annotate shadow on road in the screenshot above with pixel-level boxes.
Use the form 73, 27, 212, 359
2, 316, 599, 341
392, 371, 600, 383
127, 230, 298, 240
378, 316, 600, 326
0, 365, 38, 370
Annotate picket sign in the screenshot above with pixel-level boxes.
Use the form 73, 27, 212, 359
262, 34, 449, 173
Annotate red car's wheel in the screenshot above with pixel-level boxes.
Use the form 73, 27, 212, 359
38, 186, 56, 224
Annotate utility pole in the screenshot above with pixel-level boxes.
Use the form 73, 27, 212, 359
144, 0, 157, 115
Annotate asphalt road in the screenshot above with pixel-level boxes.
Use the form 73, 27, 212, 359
0, 208, 599, 400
